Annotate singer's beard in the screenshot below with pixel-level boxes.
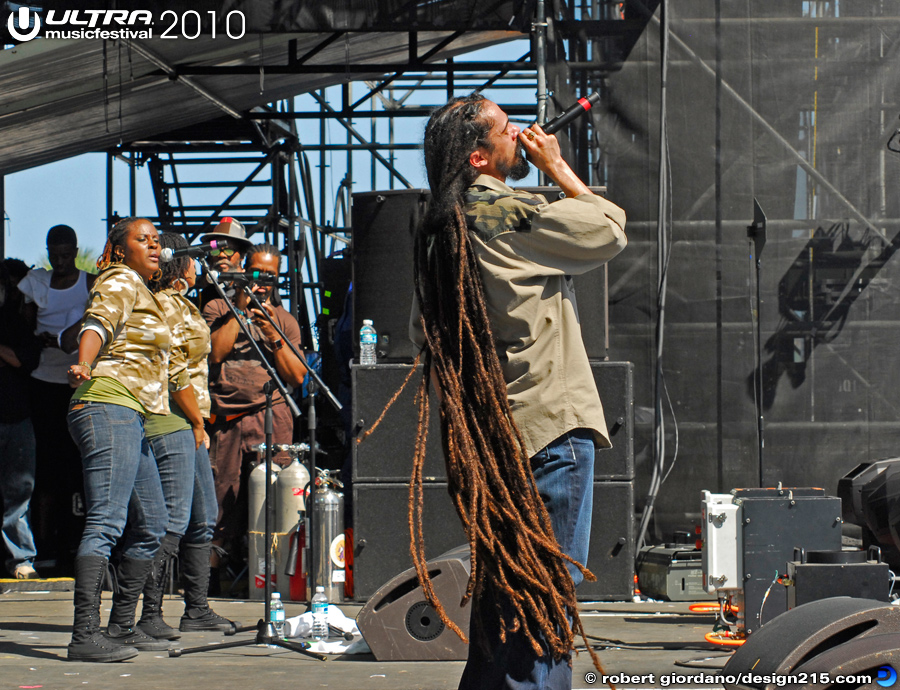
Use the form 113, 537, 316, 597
498, 144, 531, 181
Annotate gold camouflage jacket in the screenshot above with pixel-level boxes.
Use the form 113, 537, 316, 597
81, 264, 172, 415
161, 288, 212, 418
156, 289, 192, 396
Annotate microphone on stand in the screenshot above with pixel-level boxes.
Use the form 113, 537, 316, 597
160, 240, 226, 262
209, 270, 278, 285
538, 92, 602, 135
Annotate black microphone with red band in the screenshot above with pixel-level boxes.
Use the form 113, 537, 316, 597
539, 92, 602, 135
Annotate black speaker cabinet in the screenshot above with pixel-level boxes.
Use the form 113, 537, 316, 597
352, 363, 443, 484
723, 597, 900, 690
353, 362, 634, 483
352, 482, 465, 600
590, 361, 634, 480
578, 480, 635, 601
351, 187, 613, 363
357, 545, 471, 661
352, 189, 428, 362
352, 479, 634, 602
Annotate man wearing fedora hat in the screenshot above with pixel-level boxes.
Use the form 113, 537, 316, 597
198, 218, 254, 308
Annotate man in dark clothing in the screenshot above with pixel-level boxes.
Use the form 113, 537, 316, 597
203, 243, 306, 591
0, 258, 41, 579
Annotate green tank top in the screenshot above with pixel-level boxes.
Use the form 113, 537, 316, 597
144, 400, 191, 439
72, 376, 148, 416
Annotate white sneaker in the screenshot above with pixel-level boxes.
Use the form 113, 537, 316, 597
14, 564, 39, 580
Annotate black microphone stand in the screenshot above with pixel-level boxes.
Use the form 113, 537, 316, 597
239, 284, 342, 606
170, 259, 324, 660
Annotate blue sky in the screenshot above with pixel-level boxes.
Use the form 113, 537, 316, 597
5, 154, 131, 266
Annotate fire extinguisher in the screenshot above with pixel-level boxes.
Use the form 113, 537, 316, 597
247, 445, 281, 599
312, 469, 345, 603
274, 444, 310, 601
284, 520, 306, 602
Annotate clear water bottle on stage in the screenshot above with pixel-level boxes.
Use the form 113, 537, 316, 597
311, 586, 329, 640
269, 592, 285, 639
359, 319, 378, 366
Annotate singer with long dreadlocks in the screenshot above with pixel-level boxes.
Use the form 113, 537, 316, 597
409, 94, 627, 689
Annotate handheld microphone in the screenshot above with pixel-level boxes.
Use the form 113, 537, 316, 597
539, 92, 601, 135
210, 270, 278, 285
160, 240, 225, 262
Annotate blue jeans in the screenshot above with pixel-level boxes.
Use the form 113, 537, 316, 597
67, 402, 166, 561
148, 429, 196, 538
458, 428, 595, 690
147, 429, 217, 545
0, 419, 38, 571
184, 442, 217, 545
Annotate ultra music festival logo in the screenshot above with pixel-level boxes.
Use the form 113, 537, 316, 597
5, 6, 246, 42
7, 6, 40, 41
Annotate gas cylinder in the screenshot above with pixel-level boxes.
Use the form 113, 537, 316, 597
275, 445, 310, 600
247, 445, 281, 600
311, 469, 345, 603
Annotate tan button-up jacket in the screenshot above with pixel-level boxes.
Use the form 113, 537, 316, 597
411, 174, 627, 458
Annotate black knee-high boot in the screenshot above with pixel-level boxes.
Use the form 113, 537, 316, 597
137, 533, 182, 640
106, 556, 171, 651
179, 542, 238, 632
67, 555, 138, 663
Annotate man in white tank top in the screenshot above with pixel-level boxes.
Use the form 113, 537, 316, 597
17, 225, 96, 574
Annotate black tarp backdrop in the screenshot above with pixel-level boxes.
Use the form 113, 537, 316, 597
598, 0, 900, 540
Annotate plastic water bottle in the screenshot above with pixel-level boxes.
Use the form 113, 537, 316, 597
269, 592, 285, 639
311, 586, 329, 641
359, 320, 377, 366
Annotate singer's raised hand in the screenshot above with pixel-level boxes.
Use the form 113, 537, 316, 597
519, 123, 561, 160
519, 124, 592, 198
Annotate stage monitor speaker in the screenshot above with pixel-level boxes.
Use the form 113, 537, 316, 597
356, 545, 471, 661
352, 479, 633, 602
722, 597, 900, 690
351, 187, 612, 362
353, 362, 634, 483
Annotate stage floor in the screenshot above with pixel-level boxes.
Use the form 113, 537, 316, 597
0, 590, 732, 689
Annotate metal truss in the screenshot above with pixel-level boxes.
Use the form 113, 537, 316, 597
107, 1, 659, 345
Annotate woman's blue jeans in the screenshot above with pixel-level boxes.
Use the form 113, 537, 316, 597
458, 427, 595, 690
67, 401, 166, 561
186, 442, 218, 545
147, 429, 217, 545
147, 429, 195, 538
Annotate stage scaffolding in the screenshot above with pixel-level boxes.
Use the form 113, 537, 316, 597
107, 0, 657, 346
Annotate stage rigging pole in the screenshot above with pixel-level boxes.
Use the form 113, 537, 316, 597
533, 0, 548, 187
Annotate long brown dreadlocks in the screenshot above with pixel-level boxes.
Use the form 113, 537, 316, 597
408, 93, 607, 674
